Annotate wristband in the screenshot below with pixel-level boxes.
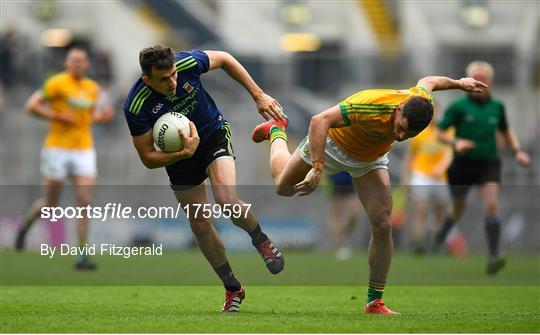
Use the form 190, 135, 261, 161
312, 160, 324, 171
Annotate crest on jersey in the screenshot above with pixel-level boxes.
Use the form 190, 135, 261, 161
183, 82, 194, 93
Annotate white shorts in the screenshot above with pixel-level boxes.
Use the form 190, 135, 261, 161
298, 136, 389, 178
41, 148, 97, 181
410, 171, 448, 201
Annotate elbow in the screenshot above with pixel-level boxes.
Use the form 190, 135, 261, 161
143, 161, 159, 169
310, 114, 324, 128
25, 102, 35, 115
140, 157, 158, 169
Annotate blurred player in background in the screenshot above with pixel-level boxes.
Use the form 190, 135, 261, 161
402, 106, 452, 254
124, 46, 285, 312
325, 171, 360, 260
434, 61, 530, 275
252, 75, 487, 315
15, 47, 113, 270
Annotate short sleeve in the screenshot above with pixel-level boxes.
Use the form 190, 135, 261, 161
338, 102, 378, 126
124, 108, 152, 136
438, 102, 459, 130
175, 50, 209, 75
41, 75, 61, 100
498, 103, 509, 131
413, 86, 434, 105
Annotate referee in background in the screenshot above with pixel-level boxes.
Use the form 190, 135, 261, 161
434, 61, 530, 274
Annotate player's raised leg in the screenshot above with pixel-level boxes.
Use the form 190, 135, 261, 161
251, 118, 311, 196
72, 175, 96, 270
353, 169, 399, 315
15, 178, 63, 250
175, 183, 245, 312
207, 157, 284, 275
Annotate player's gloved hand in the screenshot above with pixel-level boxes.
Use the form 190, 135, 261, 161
254, 92, 285, 122
515, 149, 530, 167
454, 138, 476, 154
177, 121, 200, 159
294, 168, 323, 196
459, 77, 488, 93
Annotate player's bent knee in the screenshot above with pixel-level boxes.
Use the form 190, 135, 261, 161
370, 214, 392, 238
275, 184, 295, 197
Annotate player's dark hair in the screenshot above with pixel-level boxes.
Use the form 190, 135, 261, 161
139, 45, 175, 77
401, 96, 434, 132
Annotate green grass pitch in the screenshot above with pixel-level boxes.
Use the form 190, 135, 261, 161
1, 250, 539, 333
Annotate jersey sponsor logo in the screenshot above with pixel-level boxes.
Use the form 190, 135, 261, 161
152, 103, 164, 114
182, 82, 194, 93
166, 88, 199, 116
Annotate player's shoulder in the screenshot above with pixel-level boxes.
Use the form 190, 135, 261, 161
124, 79, 155, 116
81, 76, 100, 92
175, 50, 209, 73
45, 71, 68, 84
405, 86, 434, 104
489, 96, 505, 108
175, 50, 206, 70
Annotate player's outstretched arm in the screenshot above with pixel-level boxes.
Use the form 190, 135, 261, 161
294, 105, 345, 196
131, 122, 200, 169
416, 76, 487, 94
205, 50, 284, 122
25, 91, 75, 124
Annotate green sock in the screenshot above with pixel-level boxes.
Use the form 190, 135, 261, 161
270, 125, 287, 143
367, 279, 386, 303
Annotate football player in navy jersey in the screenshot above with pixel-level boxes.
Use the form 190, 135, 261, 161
124, 46, 286, 312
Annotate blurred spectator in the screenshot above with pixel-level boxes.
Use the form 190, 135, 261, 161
402, 106, 452, 254
324, 171, 361, 260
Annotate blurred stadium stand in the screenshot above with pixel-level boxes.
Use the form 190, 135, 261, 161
1, 0, 538, 252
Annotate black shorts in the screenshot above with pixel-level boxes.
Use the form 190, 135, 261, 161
447, 157, 501, 198
167, 122, 235, 191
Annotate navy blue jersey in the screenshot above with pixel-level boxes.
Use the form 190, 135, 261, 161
123, 50, 224, 145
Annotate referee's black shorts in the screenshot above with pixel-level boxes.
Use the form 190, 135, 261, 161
167, 121, 235, 191
447, 156, 501, 198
